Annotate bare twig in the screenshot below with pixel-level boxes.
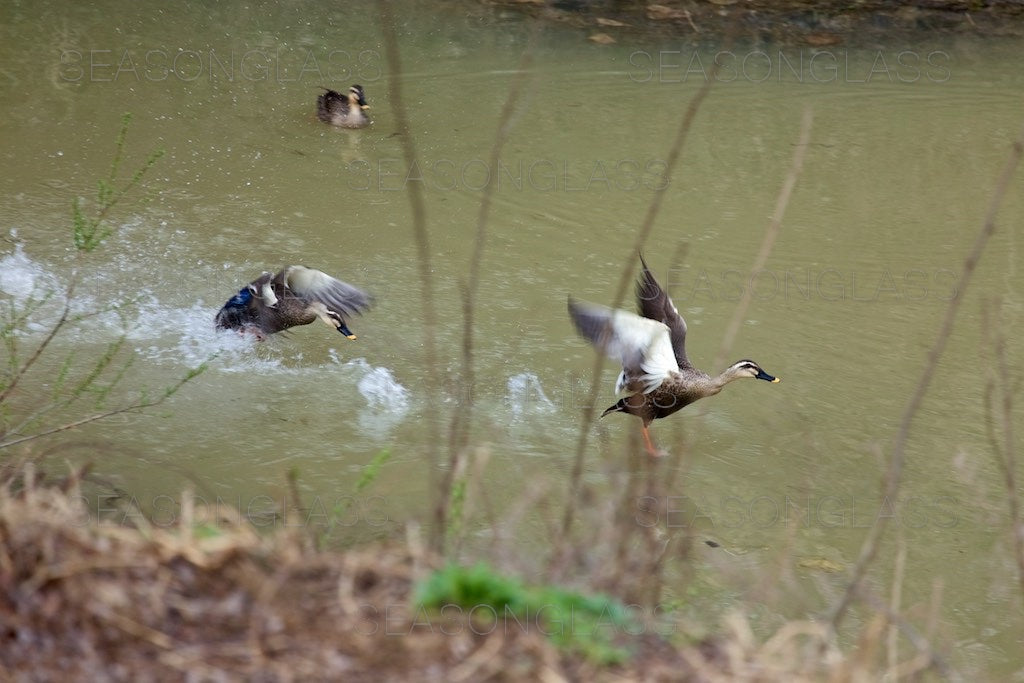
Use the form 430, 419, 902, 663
0, 277, 77, 407
981, 299, 1024, 597
94, 608, 177, 650
377, 1, 443, 549
668, 107, 813, 496
856, 585, 960, 681
828, 119, 1024, 629
886, 540, 906, 678
440, 36, 535, 553
0, 364, 204, 450
555, 50, 724, 558
712, 106, 813, 371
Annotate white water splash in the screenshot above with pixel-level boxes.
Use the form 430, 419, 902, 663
108, 291, 287, 373
506, 372, 556, 417
337, 358, 411, 438
0, 236, 408, 410
0, 241, 60, 303
349, 358, 410, 412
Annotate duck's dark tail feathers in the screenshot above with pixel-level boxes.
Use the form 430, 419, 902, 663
215, 287, 253, 330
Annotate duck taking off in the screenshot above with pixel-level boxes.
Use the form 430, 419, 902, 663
568, 255, 779, 456
317, 85, 371, 128
215, 266, 372, 341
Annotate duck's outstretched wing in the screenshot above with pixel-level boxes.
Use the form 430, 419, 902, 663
568, 298, 678, 394
636, 254, 692, 369
280, 266, 372, 317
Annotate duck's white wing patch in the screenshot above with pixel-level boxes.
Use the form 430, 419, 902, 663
568, 299, 679, 394
259, 282, 279, 307
637, 324, 677, 393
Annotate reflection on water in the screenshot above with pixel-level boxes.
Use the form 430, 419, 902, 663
1, 0, 1023, 675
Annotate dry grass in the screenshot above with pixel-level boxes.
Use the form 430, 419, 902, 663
0, 463, 943, 682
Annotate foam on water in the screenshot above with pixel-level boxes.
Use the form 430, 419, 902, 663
346, 358, 411, 412
506, 372, 556, 417
0, 239, 60, 304
332, 357, 412, 438
0, 248, 295, 375
120, 296, 415, 436
0, 240, 70, 336
1, 234, 412, 437
117, 292, 288, 373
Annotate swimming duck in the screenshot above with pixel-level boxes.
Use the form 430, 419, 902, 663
568, 255, 779, 456
317, 85, 371, 128
215, 266, 372, 341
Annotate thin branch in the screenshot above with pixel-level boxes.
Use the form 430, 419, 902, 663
0, 364, 205, 450
3, 403, 158, 451
441, 36, 536, 553
712, 106, 813, 370
669, 107, 813, 494
0, 274, 79, 406
886, 540, 906, 678
828, 119, 1024, 630
554, 47, 727, 560
982, 300, 1024, 597
856, 585, 960, 682
377, 1, 442, 549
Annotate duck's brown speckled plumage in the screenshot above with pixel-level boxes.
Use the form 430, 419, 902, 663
215, 266, 371, 340
316, 85, 371, 128
568, 255, 779, 455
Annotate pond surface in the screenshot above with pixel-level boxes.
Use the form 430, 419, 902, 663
2, 0, 1023, 675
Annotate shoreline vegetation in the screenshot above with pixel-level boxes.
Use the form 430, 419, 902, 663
3, 4, 1024, 681
0, 466, 936, 680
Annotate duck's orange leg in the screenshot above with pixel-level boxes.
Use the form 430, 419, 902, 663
640, 424, 664, 457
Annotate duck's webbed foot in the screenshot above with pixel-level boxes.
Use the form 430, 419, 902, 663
238, 324, 267, 342
640, 424, 667, 457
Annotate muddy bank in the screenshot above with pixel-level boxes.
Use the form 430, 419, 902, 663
483, 0, 1024, 44
0, 467, 914, 681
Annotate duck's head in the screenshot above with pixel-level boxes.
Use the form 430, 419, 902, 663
247, 272, 278, 307
349, 85, 369, 110
326, 310, 358, 340
727, 360, 780, 383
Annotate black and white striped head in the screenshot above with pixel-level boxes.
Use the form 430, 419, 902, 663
349, 85, 369, 109
727, 360, 779, 383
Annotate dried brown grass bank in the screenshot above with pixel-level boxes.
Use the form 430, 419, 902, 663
0, 466, 910, 682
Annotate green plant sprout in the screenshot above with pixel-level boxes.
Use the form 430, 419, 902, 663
417, 563, 637, 664
0, 113, 204, 452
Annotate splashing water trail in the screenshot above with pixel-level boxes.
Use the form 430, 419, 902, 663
0, 240, 60, 303
506, 372, 556, 417
351, 359, 410, 412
